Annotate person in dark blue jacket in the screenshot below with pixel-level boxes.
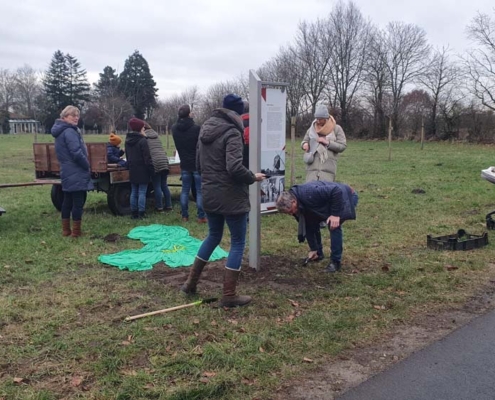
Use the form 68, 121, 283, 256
51, 105, 94, 237
276, 180, 358, 273
107, 132, 128, 167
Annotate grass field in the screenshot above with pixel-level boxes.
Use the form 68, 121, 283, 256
1, 134, 495, 399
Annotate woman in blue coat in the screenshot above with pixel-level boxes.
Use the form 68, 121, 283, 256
51, 106, 93, 237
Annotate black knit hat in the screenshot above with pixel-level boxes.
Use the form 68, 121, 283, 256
222, 94, 244, 115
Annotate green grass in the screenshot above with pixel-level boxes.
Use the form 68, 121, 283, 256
2, 134, 495, 399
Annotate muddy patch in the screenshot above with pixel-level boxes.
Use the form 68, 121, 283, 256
144, 255, 317, 293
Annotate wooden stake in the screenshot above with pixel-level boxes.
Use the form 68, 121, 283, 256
421, 116, 425, 150
388, 118, 392, 161
124, 298, 218, 321
290, 116, 296, 187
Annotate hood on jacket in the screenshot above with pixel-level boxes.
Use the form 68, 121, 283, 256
51, 119, 77, 138
200, 108, 243, 145
144, 129, 159, 139
175, 117, 195, 132
126, 131, 145, 147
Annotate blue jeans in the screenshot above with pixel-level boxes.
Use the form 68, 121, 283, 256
197, 212, 248, 270
180, 171, 204, 219
151, 170, 172, 210
61, 190, 87, 220
130, 183, 148, 213
329, 192, 359, 263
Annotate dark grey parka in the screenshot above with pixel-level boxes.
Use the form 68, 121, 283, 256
197, 108, 256, 215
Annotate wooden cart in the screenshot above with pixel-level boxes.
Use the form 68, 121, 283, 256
33, 142, 181, 216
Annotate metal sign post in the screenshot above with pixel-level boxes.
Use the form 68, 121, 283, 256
248, 70, 262, 271
248, 70, 288, 271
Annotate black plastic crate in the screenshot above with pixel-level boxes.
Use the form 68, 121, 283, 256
427, 229, 488, 251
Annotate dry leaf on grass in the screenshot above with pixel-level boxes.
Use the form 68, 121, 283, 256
303, 357, 314, 363
288, 299, 300, 307
13, 377, 23, 384
70, 376, 83, 387
259, 347, 265, 353
373, 305, 386, 310
203, 371, 216, 377
199, 377, 209, 384
445, 264, 459, 271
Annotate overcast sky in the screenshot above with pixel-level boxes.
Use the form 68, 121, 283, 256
1, 0, 493, 99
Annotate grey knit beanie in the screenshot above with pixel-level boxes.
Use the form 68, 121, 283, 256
314, 104, 330, 119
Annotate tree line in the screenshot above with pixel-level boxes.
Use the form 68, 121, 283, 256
1, 1, 494, 141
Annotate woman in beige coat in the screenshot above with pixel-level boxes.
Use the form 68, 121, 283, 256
301, 105, 347, 183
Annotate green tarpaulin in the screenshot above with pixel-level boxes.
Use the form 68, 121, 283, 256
98, 224, 228, 271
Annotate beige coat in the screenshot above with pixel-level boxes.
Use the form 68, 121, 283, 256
301, 121, 347, 182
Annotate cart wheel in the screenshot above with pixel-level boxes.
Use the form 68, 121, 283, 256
107, 183, 131, 216
51, 184, 64, 211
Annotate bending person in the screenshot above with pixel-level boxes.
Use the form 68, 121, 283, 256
276, 180, 358, 273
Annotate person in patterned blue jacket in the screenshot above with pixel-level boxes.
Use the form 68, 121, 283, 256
51, 105, 94, 238
106, 132, 128, 167
276, 180, 358, 273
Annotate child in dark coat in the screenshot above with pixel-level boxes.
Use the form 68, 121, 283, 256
107, 133, 128, 167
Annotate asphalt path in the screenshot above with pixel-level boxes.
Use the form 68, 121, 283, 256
338, 309, 495, 400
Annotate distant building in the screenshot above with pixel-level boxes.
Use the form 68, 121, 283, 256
4, 113, 42, 134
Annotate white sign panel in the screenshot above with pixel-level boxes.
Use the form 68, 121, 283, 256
260, 87, 287, 212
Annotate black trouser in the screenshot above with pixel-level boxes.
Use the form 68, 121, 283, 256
61, 191, 87, 220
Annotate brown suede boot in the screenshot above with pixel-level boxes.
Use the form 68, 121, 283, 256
180, 257, 207, 295
62, 219, 71, 237
219, 269, 252, 308
71, 220, 82, 237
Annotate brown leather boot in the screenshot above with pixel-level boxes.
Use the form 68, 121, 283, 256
71, 220, 82, 237
219, 269, 252, 308
62, 219, 71, 237
180, 257, 207, 295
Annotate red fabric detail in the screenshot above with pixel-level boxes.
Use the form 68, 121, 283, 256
244, 126, 250, 144
261, 88, 267, 101
241, 113, 250, 144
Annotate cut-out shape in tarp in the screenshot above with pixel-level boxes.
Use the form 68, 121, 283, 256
98, 224, 228, 271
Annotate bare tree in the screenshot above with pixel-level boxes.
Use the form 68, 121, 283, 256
420, 46, 459, 137
464, 11, 495, 111
292, 20, 330, 115
383, 22, 430, 136
259, 46, 307, 121
363, 28, 391, 138
14, 64, 42, 119
323, 1, 371, 132
0, 68, 18, 113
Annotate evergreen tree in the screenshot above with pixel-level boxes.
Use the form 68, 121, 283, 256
118, 50, 157, 119
42, 51, 90, 128
94, 66, 119, 98
43, 50, 69, 113
65, 54, 90, 109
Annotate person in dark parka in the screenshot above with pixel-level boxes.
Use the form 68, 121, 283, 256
180, 94, 265, 308
125, 118, 154, 219
171, 104, 206, 222
51, 105, 94, 237
276, 180, 358, 273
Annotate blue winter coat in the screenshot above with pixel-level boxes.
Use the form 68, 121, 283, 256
51, 120, 94, 192
290, 181, 356, 250
106, 144, 128, 167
